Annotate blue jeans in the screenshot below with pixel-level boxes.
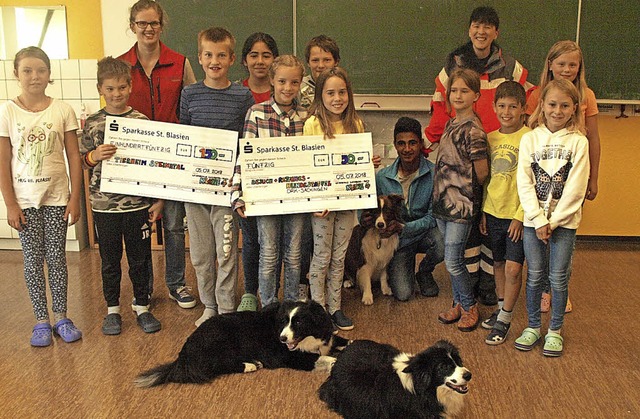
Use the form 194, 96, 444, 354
239, 216, 282, 297
523, 226, 576, 331
388, 227, 444, 301
159, 200, 186, 292
257, 213, 305, 306
437, 219, 475, 310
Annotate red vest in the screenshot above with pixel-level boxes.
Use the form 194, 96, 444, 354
118, 42, 185, 123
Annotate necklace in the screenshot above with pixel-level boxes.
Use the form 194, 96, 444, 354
16, 96, 51, 113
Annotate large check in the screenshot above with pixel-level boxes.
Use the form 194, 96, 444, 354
241, 133, 377, 216
101, 117, 237, 206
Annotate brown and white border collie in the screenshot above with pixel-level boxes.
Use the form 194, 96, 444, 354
345, 194, 404, 305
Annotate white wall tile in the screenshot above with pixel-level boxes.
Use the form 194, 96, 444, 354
80, 80, 99, 99
50, 60, 62, 82
7, 82, 20, 99
0, 63, 5, 80
59, 60, 80, 79
86, 99, 102, 115
0, 203, 6, 218
79, 59, 97, 79
0, 224, 13, 239
47, 82, 63, 99
4, 61, 14, 80
61, 79, 81, 99
0, 81, 7, 100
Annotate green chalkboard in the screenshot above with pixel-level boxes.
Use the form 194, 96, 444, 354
161, 0, 293, 85
296, 0, 578, 95
580, 0, 640, 100
159, 0, 637, 100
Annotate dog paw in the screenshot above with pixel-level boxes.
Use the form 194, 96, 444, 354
362, 294, 374, 305
381, 284, 393, 296
243, 362, 260, 373
343, 279, 354, 288
314, 355, 337, 373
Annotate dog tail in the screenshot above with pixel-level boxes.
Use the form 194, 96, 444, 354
134, 361, 177, 388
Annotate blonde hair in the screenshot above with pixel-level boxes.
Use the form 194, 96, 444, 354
308, 67, 362, 139
198, 27, 236, 55
529, 79, 585, 134
268, 55, 305, 81
539, 40, 588, 103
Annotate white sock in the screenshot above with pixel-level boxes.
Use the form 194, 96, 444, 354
498, 299, 504, 310
107, 306, 121, 315
497, 308, 513, 324
195, 308, 216, 327
133, 305, 149, 315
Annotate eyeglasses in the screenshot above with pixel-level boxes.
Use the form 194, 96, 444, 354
133, 20, 161, 29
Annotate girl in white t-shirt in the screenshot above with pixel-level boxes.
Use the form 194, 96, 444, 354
0, 47, 83, 347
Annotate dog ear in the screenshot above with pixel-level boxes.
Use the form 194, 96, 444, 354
308, 301, 334, 337
263, 301, 282, 316
388, 194, 405, 222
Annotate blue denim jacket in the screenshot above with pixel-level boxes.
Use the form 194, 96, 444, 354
375, 156, 437, 250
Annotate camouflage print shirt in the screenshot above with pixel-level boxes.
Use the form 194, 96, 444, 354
80, 108, 152, 212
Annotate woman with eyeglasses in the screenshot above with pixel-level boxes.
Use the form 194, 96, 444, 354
117, 0, 198, 310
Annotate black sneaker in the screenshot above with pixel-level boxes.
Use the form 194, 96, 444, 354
102, 313, 122, 335
485, 320, 510, 345
169, 286, 197, 309
477, 289, 498, 306
136, 312, 161, 333
416, 271, 439, 297
331, 310, 354, 331
481, 309, 500, 330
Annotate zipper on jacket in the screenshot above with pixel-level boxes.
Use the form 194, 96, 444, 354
147, 75, 155, 120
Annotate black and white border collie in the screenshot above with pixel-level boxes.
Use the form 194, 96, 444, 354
135, 300, 349, 387
319, 340, 471, 418
344, 194, 404, 305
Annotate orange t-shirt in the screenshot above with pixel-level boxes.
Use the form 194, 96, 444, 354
525, 86, 598, 118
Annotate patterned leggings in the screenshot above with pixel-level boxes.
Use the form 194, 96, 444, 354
18, 206, 69, 321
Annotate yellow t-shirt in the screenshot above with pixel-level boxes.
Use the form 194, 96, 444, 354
483, 125, 531, 221
303, 115, 364, 136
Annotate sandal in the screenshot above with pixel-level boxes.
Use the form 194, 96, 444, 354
543, 332, 564, 357
565, 297, 573, 313
53, 318, 83, 343
514, 327, 541, 351
237, 293, 258, 312
30, 323, 52, 347
540, 292, 551, 313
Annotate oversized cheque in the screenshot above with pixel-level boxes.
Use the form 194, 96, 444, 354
101, 116, 237, 206
241, 133, 377, 216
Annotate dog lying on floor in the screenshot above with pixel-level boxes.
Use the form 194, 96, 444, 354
135, 300, 349, 387
319, 339, 471, 418
344, 195, 404, 305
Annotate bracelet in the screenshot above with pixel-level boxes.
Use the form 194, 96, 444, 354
85, 151, 98, 167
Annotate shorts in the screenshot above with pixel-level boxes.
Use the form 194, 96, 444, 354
485, 213, 525, 264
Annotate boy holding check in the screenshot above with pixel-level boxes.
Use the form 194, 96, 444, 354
180, 27, 254, 326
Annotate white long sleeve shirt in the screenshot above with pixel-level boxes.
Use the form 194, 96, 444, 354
517, 126, 589, 230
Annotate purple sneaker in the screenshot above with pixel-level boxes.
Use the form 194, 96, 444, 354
30, 323, 52, 347
53, 318, 82, 343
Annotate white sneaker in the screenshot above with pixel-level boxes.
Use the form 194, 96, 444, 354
195, 308, 216, 327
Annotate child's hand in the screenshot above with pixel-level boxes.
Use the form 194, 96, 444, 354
6, 203, 26, 231
380, 220, 403, 238
508, 219, 523, 242
313, 209, 330, 218
479, 213, 487, 235
535, 224, 551, 244
372, 155, 382, 169
148, 199, 164, 222
92, 144, 117, 161
360, 212, 374, 228
235, 206, 247, 218
64, 200, 81, 226
586, 178, 598, 201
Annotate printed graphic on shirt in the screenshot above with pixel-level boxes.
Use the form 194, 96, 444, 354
531, 160, 573, 218
490, 144, 519, 181
17, 122, 56, 176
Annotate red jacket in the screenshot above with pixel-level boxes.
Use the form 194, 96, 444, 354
118, 42, 186, 123
424, 42, 534, 155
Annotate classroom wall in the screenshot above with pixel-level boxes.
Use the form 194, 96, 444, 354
0, 0, 104, 58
